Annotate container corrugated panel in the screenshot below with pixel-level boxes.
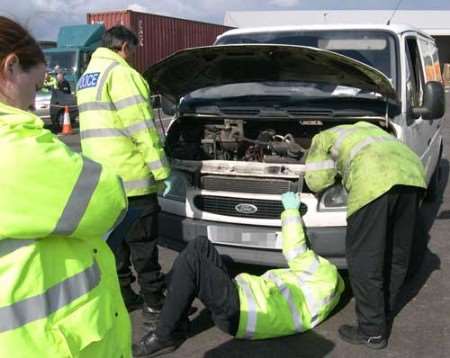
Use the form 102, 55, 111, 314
87, 10, 233, 73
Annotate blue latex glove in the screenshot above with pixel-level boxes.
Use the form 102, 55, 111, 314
281, 192, 301, 210
161, 178, 172, 197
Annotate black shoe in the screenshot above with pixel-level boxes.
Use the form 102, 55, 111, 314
133, 332, 185, 357
121, 286, 144, 312
338, 325, 387, 350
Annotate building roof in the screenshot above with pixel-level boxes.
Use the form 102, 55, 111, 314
224, 10, 450, 36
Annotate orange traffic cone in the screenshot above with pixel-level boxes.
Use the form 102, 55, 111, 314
61, 105, 73, 135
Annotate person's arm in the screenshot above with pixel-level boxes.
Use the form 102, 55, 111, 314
280, 192, 318, 270
108, 67, 170, 182
304, 130, 337, 193
0, 121, 127, 240
280, 192, 345, 327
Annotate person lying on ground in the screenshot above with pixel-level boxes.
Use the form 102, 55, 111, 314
133, 191, 345, 357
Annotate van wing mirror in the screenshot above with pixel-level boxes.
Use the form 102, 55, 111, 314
412, 81, 445, 120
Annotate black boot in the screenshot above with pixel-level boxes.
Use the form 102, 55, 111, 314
133, 332, 185, 357
121, 286, 144, 313
142, 303, 163, 333
143, 303, 198, 334
338, 325, 387, 349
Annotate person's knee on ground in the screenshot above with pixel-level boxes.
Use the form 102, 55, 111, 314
186, 236, 211, 256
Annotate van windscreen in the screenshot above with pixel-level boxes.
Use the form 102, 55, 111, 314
216, 30, 397, 88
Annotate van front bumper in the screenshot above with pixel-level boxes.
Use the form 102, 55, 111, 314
158, 211, 348, 268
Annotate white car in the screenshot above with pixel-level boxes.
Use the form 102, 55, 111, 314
145, 24, 444, 268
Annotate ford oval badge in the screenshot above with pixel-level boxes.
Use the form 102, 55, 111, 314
235, 203, 258, 214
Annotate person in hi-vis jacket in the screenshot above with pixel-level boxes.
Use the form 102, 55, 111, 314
305, 121, 426, 349
133, 192, 345, 357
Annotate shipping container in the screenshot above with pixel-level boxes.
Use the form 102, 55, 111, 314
87, 10, 233, 73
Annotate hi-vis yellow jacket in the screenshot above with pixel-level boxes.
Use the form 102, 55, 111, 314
305, 121, 427, 217
235, 209, 344, 339
0, 102, 131, 357
76, 48, 170, 197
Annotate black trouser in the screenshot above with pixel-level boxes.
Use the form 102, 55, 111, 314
156, 237, 240, 339
109, 194, 165, 307
346, 185, 421, 337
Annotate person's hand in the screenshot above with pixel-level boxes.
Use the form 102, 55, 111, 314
161, 178, 172, 197
281, 192, 301, 210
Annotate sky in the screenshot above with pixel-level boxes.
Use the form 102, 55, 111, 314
2, 0, 450, 40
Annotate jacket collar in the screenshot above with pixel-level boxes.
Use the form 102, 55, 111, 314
0, 101, 44, 127
92, 47, 131, 67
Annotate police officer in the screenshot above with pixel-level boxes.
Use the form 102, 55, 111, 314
133, 192, 345, 357
76, 26, 171, 333
42, 71, 57, 91
56, 71, 71, 94
0, 16, 131, 357
304, 121, 426, 349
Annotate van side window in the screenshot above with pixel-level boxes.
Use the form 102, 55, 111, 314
405, 38, 425, 120
431, 45, 442, 82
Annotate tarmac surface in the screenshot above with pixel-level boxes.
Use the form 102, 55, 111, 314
58, 99, 450, 358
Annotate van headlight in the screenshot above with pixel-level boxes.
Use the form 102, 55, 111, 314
160, 170, 191, 202
318, 184, 347, 211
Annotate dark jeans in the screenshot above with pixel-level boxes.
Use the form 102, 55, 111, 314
346, 185, 421, 337
156, 237, 240, 339
109, 194, 165, 306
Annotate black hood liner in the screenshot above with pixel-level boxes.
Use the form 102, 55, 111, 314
144, 44, 398, 104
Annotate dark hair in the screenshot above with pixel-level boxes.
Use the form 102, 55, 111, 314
102, 25, 138, 51
0, 16, 45, 72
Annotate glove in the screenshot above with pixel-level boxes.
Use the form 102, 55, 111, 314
161, 178, 172, 197
281, 192, 301, 210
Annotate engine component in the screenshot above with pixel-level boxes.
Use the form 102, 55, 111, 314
168, 117, 317, 163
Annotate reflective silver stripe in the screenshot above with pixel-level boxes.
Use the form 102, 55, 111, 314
123, 178, 157, 191
349, 136, 396, 163
147, 156, 168, 171
281, 216, 301, 227
304, 160, 336, 172
78, 102, 115, 112
0, 260, 101, 333
52, 158, 102, 236
80, 119, 156, 140
330, 127, 359, 159
125, 119, 155, 136
265, 272, 304, 332
285, 245, 308, 262
80, 128, 125, 139
0, 239, 35, 258
297, 257, 323, 324
235, 277, 257, 339
96, 61, 120, 100
343, 136, 397, 177
309, 289, 339, 325
114, 95, 147, 111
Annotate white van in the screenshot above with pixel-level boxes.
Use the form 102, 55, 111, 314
145, 24, 445, 268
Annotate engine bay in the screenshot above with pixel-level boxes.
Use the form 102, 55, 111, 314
165, 117, 336, 164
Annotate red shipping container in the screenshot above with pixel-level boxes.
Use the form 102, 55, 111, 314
87, 10, 233, 73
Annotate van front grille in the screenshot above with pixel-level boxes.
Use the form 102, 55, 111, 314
200, 175, 299, 194
194, 195, 307, 219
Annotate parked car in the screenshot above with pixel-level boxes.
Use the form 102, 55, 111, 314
145, 24, 445, 268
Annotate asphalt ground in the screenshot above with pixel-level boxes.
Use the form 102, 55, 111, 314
57, 99, 450, 358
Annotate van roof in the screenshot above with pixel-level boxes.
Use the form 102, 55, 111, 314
217, 24, 434, 41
